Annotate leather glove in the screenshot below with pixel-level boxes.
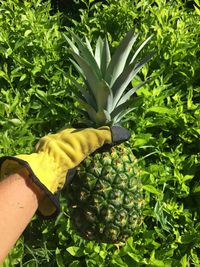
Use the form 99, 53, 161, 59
0, 126, 130, 217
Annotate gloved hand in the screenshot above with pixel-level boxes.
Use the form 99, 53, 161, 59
0, 126, 130, 217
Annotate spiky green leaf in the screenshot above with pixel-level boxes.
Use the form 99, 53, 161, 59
130, 35, 153, 64
103, 109, 111, 122
95, 36, 104, 68
70, 51, 113, 112
69, 77, 97, 110
105, 30, 139, 86
85, 37, 94, 56
69, 58, 85, 78
113, 107, 137, 124
101, 38, 111, 78
63, 33, 79, 55
106, 91, 114, 113
116, 80, 148, 107
111, 100, 135, 119
69, 32, 102, 79
112, 52, 154, 109
78, 99, 98, 122
95, 80, 113, 111
67, 30, 153, 126
69, 51, 100, 99
69, 58, 96, 104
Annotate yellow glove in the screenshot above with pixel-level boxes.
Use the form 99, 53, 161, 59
0, 126, 130, 217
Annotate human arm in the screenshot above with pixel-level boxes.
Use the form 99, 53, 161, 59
0, 170, 45, 263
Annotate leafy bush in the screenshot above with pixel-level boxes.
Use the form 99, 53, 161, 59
1, 0, 200, 266
0, 0, 76, 154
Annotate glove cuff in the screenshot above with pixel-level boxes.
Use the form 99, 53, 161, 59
110, 126, 131, 144
0, 156, 60, 218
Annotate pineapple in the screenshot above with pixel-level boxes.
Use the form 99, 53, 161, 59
65, 30, 153, 243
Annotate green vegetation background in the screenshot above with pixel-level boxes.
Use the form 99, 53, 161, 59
0, 0, 200, 266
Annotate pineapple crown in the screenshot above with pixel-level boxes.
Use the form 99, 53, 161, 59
64, 29, 154, 127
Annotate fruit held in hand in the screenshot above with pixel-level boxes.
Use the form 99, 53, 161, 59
65, 30, 153, 243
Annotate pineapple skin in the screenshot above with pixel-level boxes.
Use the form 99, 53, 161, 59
67, 144, 143, 244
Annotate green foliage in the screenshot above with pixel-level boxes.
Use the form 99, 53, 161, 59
1, 0, 200, 266
0, 0, 76, 157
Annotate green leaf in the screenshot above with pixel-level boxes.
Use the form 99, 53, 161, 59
149, 250, 166, 266
127, 252, 141, 262
116, 80, 147, 107
66, 247, 84, 257
112, 52, 154, 109
68, 31, 102, 79
111, 99, 135, 119
194, 0, 200, 6
85, 37, 94, 56
130, 35, 153, 64
69, 58, 85, 77
180, 254, 188, 267
6, 47, 12, 56
133, 133, 152, 146
0, 70, 9, 82
70, 51, 113, 112
19, 74, 27, 81
96, 80, 113, 111
143, 185, 161, 195
24, 29, 31, 37
146, 106, 175, 115
69, 52, 99, 91
69, 76, 97, 110
56, 248, 65, 267
19, 57, 33, 67
105, 30, 139, 86
100, 37, 111, 78
95, 36, 104, 68
63, 33, 80, 55
78, 98, 97, 120
194, 5, 200, 15
111, 255, 128, 267
1, 238, 24, 266
113, 107, 136, 124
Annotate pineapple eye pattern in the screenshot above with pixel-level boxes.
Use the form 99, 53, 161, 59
67, 146, 144, 243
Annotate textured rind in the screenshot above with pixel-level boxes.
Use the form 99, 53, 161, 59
66, 144, 143, 243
